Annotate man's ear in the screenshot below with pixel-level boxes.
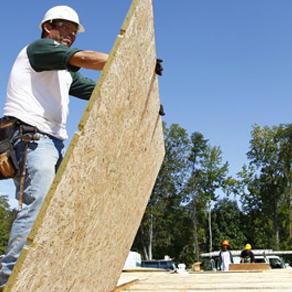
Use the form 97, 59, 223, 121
43, 23, 52, 34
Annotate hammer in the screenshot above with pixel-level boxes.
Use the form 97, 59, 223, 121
18, 127, 40, 211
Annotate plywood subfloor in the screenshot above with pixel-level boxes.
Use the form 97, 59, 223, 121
116, 270, 292, 292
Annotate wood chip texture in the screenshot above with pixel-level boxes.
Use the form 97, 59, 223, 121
5, 0, 164, 291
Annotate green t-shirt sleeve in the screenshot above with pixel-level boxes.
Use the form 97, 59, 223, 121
27, 38, 81, 72
69, 72, 96, 100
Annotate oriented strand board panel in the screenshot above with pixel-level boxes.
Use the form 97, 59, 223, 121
5, 0, 165, 291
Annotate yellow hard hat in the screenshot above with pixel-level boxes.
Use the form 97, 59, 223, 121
222, 240, 230, 246
245, 244, 252, 250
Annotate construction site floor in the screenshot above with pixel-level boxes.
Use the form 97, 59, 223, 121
115, 269, 292, 291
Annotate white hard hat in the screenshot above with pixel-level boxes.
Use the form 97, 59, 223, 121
39, 6, 85, 33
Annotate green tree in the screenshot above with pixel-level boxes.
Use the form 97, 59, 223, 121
237, 164, 271, 248
186, 132, 229, 260
186, 132, 208, 261
0, 195, 16, 254
212, 198, 246, 250
276, 124, 292, 248
247, 125, 283, 248
239, 123, 292, 249
200, 145, 229, 252
133, 123, 190, 261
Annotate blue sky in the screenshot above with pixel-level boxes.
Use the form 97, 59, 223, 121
1, 0, 292, 208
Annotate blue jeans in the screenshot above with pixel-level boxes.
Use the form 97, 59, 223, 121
0, 130, 64, 288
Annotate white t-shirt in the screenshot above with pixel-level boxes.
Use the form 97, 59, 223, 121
4, 39, 95, 140
221, 251, 231, 271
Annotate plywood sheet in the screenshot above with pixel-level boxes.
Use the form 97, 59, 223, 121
229, 263, 270, 271
5, 0, 164, 291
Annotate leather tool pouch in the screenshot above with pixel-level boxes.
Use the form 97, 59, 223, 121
0, 117, 20, 179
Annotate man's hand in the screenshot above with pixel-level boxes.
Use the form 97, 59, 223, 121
159, 104, 165, 116
156, 59, 163, 76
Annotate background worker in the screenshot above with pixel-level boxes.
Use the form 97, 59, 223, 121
0, 6, 109, 290
240, 244, 256, 263
219, 239, 233, 271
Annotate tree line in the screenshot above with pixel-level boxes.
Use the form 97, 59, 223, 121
1, 122, 292, 266
132, 122, 292, 266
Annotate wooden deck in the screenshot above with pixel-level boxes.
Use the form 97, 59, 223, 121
115, 269, 292, 291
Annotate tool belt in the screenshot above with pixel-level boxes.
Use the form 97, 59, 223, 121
0, 116, 20, 179
0, 116, 40, 180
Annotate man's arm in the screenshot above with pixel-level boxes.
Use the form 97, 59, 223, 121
69, 51, 109, 71
240, 251, 244, 263
230, 251, 234, 263
251, 253, 256, 263
218, 251, 222, 269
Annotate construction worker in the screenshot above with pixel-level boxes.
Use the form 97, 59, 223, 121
240, 244, 255, 263
219, 239, 233, 271
0, 6, 109, 290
